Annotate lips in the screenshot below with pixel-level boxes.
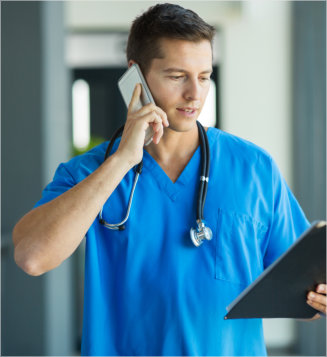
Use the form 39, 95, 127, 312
177, 107, 198, 114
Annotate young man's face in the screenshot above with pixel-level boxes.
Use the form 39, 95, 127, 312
145, 38, 213, 133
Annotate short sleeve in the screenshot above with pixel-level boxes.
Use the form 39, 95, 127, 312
34, 163, 77, 208
263, 159, 310, 268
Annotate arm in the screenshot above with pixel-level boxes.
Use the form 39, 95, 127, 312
260, 159, 325, 320
13, 153, 132, 276
13, 84, 169, 276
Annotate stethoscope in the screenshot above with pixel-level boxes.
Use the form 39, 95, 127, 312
99, 120, 212, 247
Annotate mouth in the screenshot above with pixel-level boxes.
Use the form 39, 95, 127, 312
176, 107, 198, 116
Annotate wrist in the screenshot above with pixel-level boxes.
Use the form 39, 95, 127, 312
108, 151, 136, 172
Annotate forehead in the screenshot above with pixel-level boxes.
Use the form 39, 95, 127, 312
150, 38, 212, 71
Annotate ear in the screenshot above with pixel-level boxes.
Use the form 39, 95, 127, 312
128, 60, 137, 68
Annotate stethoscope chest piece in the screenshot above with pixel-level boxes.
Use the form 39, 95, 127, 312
190, 220, 213, 247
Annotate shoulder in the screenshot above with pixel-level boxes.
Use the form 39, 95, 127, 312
58, 141, 110, 183
208, 127, 273, 169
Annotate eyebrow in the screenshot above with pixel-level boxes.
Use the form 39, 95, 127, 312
162, 68, 213, 74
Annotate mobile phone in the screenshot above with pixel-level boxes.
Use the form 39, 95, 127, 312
118, 63, 155, 146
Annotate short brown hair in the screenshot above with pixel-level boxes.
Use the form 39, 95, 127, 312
126, 3, 215, 74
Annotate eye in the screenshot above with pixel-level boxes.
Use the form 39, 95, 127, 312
200, 77, 211, 82
170, 76, 184, 81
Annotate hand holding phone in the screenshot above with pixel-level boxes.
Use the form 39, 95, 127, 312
118, 64, 157, 145
115, 64, 169, 167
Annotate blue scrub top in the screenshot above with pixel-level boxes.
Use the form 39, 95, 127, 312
35, 127, 310, 356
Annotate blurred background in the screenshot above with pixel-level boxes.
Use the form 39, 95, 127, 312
1, 1, 326, 355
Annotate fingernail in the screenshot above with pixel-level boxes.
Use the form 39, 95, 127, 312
317, 285, 323, 292
308, 292, 315, 300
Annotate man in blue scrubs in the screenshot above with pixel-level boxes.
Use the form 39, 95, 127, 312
13, 3, 326, 356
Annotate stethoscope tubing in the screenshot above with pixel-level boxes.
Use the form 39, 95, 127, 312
99, 171, 140, 230
202, 122, 210, 217
100, 120, 210, 233
100, 126, 143, 230
196, 121, 210, 222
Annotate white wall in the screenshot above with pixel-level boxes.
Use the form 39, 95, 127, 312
65, 1, 241, 30
221, 1, 293, 186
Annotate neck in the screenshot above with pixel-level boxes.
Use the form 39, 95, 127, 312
145, 123, 200, 164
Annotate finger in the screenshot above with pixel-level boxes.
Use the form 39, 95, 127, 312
128, 83, 142, 113
153, 106, 169, 127
152, 113, 163, 131
150, 113, 163, 144
307, 299, 327, 315
152, 122, 162, 133
316, 284, 327, 294
311, 313, 321, 320
148, 113, 163, 144
139, 109, 162, 126
153, 123, 164, 144
307, 291, 327, 306
137, 104, 169, 127
135, 103, 156, 116
130, 110, 162, 142
154, 107, 169, 127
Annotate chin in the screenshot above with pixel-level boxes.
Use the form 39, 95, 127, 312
166, 119, 197, 133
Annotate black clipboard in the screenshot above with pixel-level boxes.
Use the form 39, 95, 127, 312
224, 221, 326, 319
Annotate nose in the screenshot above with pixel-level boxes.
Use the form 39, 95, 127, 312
183, 78, 201, 102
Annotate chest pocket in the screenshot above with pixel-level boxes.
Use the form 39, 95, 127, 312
215, 208, 268, 286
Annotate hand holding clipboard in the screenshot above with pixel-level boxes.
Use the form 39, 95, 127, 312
225, 221, 326, 319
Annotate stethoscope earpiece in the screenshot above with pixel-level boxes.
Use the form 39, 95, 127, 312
190, 221, 213, 247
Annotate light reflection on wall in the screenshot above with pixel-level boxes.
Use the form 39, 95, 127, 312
72, 79, 90, 150
198, 79, 216, 128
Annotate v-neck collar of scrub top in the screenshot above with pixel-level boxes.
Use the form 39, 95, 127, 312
142, 127, 215, 201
